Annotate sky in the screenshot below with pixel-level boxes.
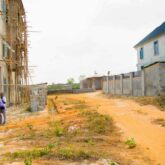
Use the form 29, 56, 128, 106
22, 0, 165, 84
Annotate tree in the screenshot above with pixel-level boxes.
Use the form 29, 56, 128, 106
67, 78, 75, 85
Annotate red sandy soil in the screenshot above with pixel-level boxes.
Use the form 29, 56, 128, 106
0, 92, 165, 165
63, 92, 165, 165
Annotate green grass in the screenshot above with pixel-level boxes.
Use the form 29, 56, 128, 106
5, 144, 98, 161
80, 110, 113, 134
46, 121, 66, 137
5, 143, 59, 161
6, 148, 51, 160
110, 163, 118, 165
3, 98, 118, 163
58, 146, 95, 160
125, 138, 136, 149
24, 158, 32, 165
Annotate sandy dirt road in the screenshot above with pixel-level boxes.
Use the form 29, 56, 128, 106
64, 92, 165, 165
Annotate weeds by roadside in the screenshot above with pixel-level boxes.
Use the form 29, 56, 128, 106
80, 109, 113, 134
107, 94, 165, 111
125, 138, 136, 149
2, 95, 141, 165
133, 96, 165, 111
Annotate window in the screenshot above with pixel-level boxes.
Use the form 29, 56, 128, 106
154, 41, 159, 55
1, 0, 7, 20
140, 48, 144, 59
2, 43, 8, 58
2, 43, 5, 58
3, 78, 7, 95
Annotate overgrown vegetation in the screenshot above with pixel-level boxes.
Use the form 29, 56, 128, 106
5, 146, 52, 160
2, 95, 138, 164
133, 96, 165, 111
109, 95, 165, 111
58, 146, 94, 160
80, 109, 113, 134
50, 121, 65, 137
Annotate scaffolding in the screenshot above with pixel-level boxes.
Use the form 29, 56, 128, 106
0, 0, 29, 104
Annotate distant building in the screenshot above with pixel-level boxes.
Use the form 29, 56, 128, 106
80, 74, 105, 90
134, 22, 165, 70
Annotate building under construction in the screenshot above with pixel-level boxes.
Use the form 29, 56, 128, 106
0, 0, 29, 105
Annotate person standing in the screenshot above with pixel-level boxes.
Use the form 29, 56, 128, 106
0, 93, 6, 124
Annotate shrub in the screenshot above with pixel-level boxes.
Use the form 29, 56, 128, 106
24, 158, 32, 165
125, 138, 136, 149
48, 121, 66, 137
110, 163, 118, 165
53, 122, 65, 137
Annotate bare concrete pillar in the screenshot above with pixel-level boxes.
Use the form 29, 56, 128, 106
87, 80, 90, 89
107, 71, 110, 94
113, 76, 116, 95
106, 76, 109, 94
92, 78, 96, 90
80, 80, 83, 89
130, 72, 133, 96
141, 69, 145, 96
120, 74, 123, 95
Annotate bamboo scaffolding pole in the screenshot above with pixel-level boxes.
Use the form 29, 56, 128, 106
0, 0, 30, 104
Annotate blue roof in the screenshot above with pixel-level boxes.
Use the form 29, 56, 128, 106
134, 22, 165, 47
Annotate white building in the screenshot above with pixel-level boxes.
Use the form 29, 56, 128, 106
134, 22, 165, 70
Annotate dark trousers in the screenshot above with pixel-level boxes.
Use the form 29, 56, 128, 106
0, 109, 6, 124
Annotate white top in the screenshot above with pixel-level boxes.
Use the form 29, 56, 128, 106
1, 96, 6, 108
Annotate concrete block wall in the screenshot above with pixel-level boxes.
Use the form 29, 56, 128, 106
30, 83, 47, 112
103, 62, 165, 96
144, 63, 160, 96
159, 63, 165, 93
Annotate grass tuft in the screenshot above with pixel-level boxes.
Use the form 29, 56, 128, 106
6, 148, 51, 160
80, 110, 113, 134
125, 138, 136, 149
58, 146, 93, 160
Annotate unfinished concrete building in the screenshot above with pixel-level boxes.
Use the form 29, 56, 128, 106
80, 75, 105, 90
0, 0, 29, 105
